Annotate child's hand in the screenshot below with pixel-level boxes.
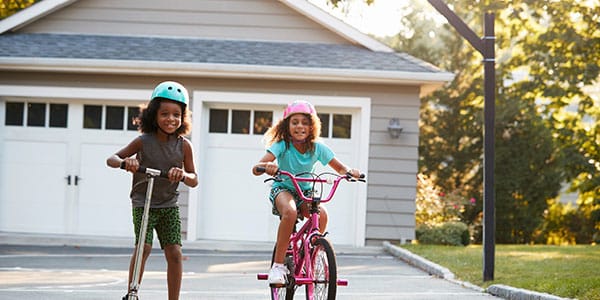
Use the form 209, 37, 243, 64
255, 162, 278, 176
264, 162, 279, 176
122, 157, 139, 173
168, 167, 185, 183
346, 168, 362, 179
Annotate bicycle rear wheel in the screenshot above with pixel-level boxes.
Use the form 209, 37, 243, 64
306, 238, 337, 300
270, 244, 295, 300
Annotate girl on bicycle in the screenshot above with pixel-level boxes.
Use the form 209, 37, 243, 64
106, 81, 198, 300
252, 100, 361, 285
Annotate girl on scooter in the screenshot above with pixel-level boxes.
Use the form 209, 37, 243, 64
107, 81, 198, 300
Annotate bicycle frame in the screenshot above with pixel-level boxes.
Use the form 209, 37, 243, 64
257, 169, 364, 299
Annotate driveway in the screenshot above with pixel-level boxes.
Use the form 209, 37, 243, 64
0, 235, 501, 299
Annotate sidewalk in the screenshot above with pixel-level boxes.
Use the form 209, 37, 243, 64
0, 232, 569, 300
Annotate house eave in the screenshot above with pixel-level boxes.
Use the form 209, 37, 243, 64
0, 57, 454, 93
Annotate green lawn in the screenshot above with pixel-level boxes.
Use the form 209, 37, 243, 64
400, 244, 600, 300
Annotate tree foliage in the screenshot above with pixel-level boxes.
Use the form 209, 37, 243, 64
381, 0, 599, 243
0, 0, 38, 19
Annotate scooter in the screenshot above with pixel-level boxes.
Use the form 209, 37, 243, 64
120, 163, 166, 300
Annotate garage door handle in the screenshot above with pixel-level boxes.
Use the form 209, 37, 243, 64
75, 175, 81, 186
65, 175, 71, 185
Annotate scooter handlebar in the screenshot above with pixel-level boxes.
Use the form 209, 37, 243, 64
120, 161, 168, 178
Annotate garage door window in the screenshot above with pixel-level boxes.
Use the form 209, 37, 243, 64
83, 104, 140, 131
4, 101, 68, 128
318, 113, 351, 139
209, 108, 272, 135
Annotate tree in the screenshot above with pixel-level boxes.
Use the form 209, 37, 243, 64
386, 1, 600, 242
0, 0, 39, 19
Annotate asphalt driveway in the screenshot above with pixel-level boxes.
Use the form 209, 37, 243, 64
0, 235, 501, 300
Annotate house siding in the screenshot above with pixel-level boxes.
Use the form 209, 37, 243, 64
19, 0, 350, 44
367, 90, 420, 244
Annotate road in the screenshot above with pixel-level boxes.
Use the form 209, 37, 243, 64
0, 244, 500, 299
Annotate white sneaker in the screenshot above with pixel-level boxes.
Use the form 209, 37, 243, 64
268, 264, 289, 285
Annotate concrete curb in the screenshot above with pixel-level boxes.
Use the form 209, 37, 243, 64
382, 241, 571, 300
487, 285, 572, 300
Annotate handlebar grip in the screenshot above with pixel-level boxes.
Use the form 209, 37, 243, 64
256, 167, 266, 173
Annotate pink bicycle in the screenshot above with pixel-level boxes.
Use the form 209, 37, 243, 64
256, 168, 365, 300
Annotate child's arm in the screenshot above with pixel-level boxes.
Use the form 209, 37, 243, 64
328, 157, 361, 178
178, 138, 198, 187
252, 152, 277, 176
106, 137, 142, 173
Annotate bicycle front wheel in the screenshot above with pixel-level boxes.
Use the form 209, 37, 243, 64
306, 238, 337, 300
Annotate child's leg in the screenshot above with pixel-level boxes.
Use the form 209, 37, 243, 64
163, 244, 182, 300
127, 243, 152, 292
298, 203, 328, 233
273, 191, 297, 264
155, 207, 182, 300
318, 205, 329, 233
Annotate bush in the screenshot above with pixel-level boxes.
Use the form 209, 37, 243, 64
416, 221, 470, 246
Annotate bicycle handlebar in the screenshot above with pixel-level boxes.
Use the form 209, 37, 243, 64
255, 166, 365, 203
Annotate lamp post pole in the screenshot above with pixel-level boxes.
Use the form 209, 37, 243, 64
426, 0, 496, 281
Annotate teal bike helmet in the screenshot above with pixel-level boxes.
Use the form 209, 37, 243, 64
151, 81, 189, 107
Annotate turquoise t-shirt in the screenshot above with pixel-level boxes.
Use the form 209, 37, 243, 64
267, 140, 335, 191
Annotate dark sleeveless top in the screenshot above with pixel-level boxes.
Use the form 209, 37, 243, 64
130, 133, 184, 208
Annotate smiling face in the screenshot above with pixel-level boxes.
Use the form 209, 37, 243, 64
156, 100, 182, 136
288, 113, 311, 142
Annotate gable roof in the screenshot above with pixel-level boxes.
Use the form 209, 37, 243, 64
0, 0, 453, 92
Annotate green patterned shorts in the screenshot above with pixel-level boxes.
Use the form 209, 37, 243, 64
132, 206, 181, 249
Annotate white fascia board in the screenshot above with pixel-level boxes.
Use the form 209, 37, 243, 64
0, 84, 149, 101
280, 0, 394, 53
0, 0, 78, 34
0, 57, 454, 88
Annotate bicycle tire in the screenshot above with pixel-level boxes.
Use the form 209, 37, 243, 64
306, 238, 337, 300
270, 244, 296, 300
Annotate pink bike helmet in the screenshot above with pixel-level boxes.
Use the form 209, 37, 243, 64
283, 100, 316, 119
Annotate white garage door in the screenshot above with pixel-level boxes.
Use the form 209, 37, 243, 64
192, 92, 369, 246
0, 95, 143, 237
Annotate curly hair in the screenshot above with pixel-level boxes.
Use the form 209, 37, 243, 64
264, 113, 322, 152
134, 97, 192, 136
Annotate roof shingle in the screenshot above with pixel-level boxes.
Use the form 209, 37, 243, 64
0, 33, 442, 74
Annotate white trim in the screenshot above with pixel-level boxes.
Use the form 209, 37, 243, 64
0, 84, 150, 101
279, 0, 394, 53
190, 91, 370, 246
0, 0, 78, 34
0, 57, 454, 87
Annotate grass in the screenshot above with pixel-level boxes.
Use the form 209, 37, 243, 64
400, 244, 600, 300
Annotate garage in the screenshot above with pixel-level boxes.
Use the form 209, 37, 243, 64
0, 86, 146, 238
190, 91, 369, 246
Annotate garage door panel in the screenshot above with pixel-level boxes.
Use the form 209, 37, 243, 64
0, 140, 68, 233
200, 139, 359, 245
77, 143, 133, 237
200, 146, 273, 241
